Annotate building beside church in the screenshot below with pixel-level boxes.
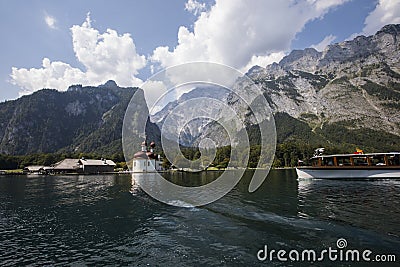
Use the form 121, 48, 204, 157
132, 141, 162, 172
79, 158, 116, 173
52, 158, 116, 174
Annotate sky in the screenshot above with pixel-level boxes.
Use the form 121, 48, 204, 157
1, 0, 400, 105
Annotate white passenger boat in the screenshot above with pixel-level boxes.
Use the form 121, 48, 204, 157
296, 149, 400, 179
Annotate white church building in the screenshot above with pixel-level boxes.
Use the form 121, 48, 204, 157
132, 140, 163, 172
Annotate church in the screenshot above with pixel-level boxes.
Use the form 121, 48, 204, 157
132, 140, 163, 172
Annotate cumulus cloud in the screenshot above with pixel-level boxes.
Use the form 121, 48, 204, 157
311, 34, 336, 51
242, 52, 286, 72
70, 13, 146, 86
45, 14, 57, 29
11, 13, 146, 96
361, 0, 400, 36
152, 0, 350, 72
185, 0, 207, 15
11, 58, 86, 95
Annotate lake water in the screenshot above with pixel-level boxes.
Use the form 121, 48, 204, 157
0, 170, 399, 266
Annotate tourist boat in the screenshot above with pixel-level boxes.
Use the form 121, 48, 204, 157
296, 148, 400, 179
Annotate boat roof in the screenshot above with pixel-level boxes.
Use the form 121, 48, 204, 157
313, 152, 400, 158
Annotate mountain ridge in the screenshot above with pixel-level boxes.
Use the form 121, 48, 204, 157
0, 81, 159, 156
153, 24, 400, 151
246, 24, 400, 132
240, 24, 400, 151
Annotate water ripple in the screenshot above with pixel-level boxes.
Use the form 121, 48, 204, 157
1, 171, 400, 266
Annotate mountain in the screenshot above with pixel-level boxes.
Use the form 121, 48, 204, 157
153, 24, 400, 152
0, 81, 159, 156
151, 86, 230, 146
232, 24, 400, 151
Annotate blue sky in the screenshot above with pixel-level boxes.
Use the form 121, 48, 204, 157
0, 0, 399, 103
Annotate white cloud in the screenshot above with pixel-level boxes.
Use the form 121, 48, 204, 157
11, 58, 86, 95
361, 0, 400, 36
185, 0, 207, 15
311, 34, 336, 51
11, 13, 147, 96
242, 52, 286, 72
307, 0, 347, 13
70, 13, 146, 86
152, 0, 350, 73
45, 14, 57, 29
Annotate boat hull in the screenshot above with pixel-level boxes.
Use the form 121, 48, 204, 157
296, 167, 400, 179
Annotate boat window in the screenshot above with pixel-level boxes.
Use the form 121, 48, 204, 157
321, 157, 334, 166
371, 156, 386, 166
311, 158, 318, 166
389, 155, 400, 166
337, 157, 352, 166
353, 157, 368, 166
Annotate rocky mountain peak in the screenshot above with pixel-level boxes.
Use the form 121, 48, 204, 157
227, 24, 400, 144
377, 24, 400, 36
100, 80, 118, 88
151, 86, 230, 146
274, 24, 400, 76
246, 65, 264, 76
279, 48, 321, 72
67, 84, 83, 91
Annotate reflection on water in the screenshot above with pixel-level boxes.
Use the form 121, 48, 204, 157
0, 170, 399, 266
160, 170, 223, 187
132, 170, 246, 207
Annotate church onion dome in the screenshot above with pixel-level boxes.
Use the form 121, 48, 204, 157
133, 151, 148, 159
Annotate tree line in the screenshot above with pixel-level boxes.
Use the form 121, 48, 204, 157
160, 142, 347, 169
0, 152, 126, 170
0, 140, 394, 170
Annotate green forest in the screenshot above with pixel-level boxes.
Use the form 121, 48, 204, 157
1, 111, 400, 171
0, 152, 126, 171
